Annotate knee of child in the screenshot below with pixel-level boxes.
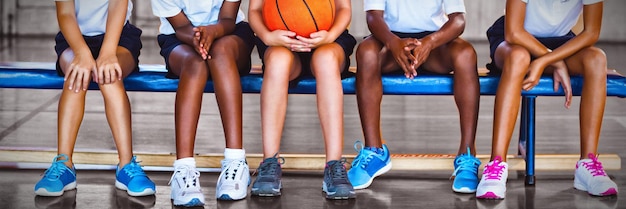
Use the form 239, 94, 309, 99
505, 45, 531, 65
581, 47, 607, 67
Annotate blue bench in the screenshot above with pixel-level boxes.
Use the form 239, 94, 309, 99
1, 61, 625, 185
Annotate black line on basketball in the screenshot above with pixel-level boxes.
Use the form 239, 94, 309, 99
276, 0, 290, 31
328, 0, 334, 21
302, 0, 319, 32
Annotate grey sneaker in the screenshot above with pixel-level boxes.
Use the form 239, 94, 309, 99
251, 155, 283, 196
323, 159, 356, 199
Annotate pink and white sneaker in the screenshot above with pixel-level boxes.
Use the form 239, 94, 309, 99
476, 156, 508, 199
574, 153, 618, 196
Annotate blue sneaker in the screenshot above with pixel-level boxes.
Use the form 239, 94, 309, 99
451, 147, 481, 193
251, 155, 283, 196
347, 141, 392, 189
115, 156, 156, 196
34, 154, 77, 196
323, 159, 356, 199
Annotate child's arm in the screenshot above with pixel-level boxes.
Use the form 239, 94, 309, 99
55, 0, 96, 92
193, 0, 240, 60
96, 0, 129, 84
366, 10, 419, 79
295, 0, 352, 50
411, 12, 466, 69
522, 2, 603, 89
248, 0, 309, 50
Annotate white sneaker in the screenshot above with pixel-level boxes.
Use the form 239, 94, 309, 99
216, 159, 250, 200
169, 165, 205, 207
476, 156, 508, 199
574, 153, 618, 196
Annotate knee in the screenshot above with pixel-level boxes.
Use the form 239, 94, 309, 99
581, 47, 607, 78
356, 39, 380, 64
449, 39, 478, 70
311, 45, 343, 74
264, 47, 295, 75
209, 36, 237, 60
181, 53, 208, 76
502, 45, 531, 78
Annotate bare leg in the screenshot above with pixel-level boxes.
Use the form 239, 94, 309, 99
564, 47, 607, 158
168, 45, 209, 159
260, 47, 301, 158
311, 43, 346, 161
207, 35, 252, 149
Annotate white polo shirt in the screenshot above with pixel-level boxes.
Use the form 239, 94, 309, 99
363, 0, 466, 33
522, 0, 603, 37
55, 0, 133, 36
151, 0, 245, 35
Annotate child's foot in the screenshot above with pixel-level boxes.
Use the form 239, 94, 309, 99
34, 154, 77, 196
476, 156, 508, 199
251, 155, 283, 197
323, 159, 356, 199
347, 141, 392, 189
170, 164, 205, 207
452, 147, 481, 193
216, 159, 250, 200
115, 156, 156, 196
574, 153, 619, 196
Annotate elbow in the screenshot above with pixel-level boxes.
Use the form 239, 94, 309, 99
504, 31, 522, 45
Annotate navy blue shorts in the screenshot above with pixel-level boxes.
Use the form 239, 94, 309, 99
157, 22, 255, 78
255, 30, 357, 80
54, 22, 142, 76
486, 16, 575, 72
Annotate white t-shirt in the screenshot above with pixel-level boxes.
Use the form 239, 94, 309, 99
55, 0, 133, 36
363, 0, 466, 33
521, 0, 603, 37
151, 0, 245, 35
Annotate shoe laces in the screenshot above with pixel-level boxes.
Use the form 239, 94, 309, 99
580, 153, 607, 177
452, 147, 480, 177
222, 159, 246, 181
351, 140, 377, 169
253, 154, 284, 178
42, 154, 71, 180
121, 156, 147, 178
327, 159, 349, 180
484, 156, 505, 180
169, 165, 201, 188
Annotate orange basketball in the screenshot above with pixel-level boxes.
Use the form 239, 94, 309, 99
263, 0, 336, 38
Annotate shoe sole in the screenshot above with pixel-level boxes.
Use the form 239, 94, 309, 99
34, 181, 77, 197
353, 162, 392, 190
172, 198, 204, 207
251, 182, 282, 196
453, 186, 476, 194
323, 183, 356, 199
574, 179, 619, 196
476, 191, 505, 199
115, 180, 156, 196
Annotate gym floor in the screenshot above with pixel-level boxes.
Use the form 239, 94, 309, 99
0, 37, 624, 209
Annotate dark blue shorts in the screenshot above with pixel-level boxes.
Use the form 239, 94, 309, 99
255, 30, 357, 79
157, 21, 255, 78
486, 16, 575, 72
54, 22, 142, 76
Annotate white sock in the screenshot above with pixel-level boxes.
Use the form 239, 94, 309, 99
173, 157, 196, 168
224, 148, 246, 160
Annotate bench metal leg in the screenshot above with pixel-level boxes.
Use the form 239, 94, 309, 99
521, 96, 536, 186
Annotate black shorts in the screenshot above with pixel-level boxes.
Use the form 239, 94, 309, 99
54, 22, 142, 76
486, 16, 575, 72
255, 30, 357, 79
157, 21, 256, 78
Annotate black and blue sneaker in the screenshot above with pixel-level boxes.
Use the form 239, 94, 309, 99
323, 159, 356, 199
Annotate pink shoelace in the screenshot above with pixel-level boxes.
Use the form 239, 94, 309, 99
484, 156, 505, 180
579, 153, 607, 177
